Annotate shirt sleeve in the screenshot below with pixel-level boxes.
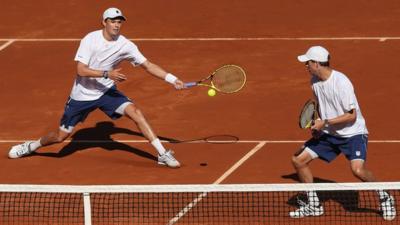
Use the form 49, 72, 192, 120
126, 42, 147, 66
74, 34, 92, 65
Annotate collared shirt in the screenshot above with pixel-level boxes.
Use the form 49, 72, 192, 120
312, 70, 368, 137
71, 30, 146, 101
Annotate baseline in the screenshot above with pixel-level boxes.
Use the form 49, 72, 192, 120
0, 37, 400, 42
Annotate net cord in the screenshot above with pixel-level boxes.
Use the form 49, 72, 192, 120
1, 182, 400, 193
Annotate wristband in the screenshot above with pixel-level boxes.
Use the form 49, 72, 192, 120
102, 71, 109, 79
165, 73, 178, 84
324, 119, 329, 128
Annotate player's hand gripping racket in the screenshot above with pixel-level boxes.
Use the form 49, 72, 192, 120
184, 64, 246, 93
299, 99, 318, 129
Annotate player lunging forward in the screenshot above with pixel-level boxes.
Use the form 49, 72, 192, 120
8, 7, 184, 168
290, 46, 396, 220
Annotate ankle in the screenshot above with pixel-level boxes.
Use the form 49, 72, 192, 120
29, 139, 42, 152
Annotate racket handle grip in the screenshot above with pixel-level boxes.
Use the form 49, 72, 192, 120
184, 82, 197, 88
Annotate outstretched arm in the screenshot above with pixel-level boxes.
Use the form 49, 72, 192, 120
140, 60, 185, 89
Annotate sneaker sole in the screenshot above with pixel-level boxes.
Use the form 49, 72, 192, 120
289, 211, 324, 218
157, 161, 180, 168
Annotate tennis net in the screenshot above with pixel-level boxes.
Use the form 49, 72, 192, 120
0, 182, 398, 225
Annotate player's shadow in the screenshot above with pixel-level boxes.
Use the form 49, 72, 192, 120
32, 121, 177, 162
282, 173, 381, 215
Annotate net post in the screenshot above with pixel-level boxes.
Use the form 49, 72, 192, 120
83, 192, 92, 225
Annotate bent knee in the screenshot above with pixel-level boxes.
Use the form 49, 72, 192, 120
351, 161, 365, 176
125, 105, 145, 120
351, 167, 365, 178
292, 156, 306, 168
292, 148, 314, 168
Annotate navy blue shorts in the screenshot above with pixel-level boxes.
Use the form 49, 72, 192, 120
60, 86, 131, 132
304, 133, 368, 162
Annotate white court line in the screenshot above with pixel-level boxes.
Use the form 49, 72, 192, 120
0, 39, 15, 51
167, 141, 266, 225
0, 37, 400, 42
212, 141, 267, 184
1, 139, 400, 143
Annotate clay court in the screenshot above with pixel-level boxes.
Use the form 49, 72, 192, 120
0, 0, 399, 224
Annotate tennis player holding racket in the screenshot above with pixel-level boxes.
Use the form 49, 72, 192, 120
290, 46, 396, 220
8, 7, 184, 168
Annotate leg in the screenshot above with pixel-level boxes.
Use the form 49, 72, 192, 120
350, 159, 396, 220
8, 128, 71, 159
292, 147, 315, 183
101, 89, 180, 168
9, 95, 94, 159
346, 135, 396, 221
291, 147, 320, 205
289, 146, 324, 218
39, 128, 71, 146
123, 104, 180, 168
350, 160, 376, 182
123, 104, 157, 142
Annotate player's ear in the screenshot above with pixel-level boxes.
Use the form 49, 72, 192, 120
102, 19, 107, 27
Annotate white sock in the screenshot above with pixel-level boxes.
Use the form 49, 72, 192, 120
307, 190, 320, 206
377, 190, 390, 200
29, 139, 42, 152
151, 138, 166, 155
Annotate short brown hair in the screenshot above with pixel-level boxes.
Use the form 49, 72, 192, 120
318, 55, 330, 67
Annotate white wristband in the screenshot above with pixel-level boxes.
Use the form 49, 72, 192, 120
165, 73, 178, 84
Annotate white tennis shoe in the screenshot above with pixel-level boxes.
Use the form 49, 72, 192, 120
8, 141, 34, 159
158, 150, 180, 168
289, 201, 324, 218
381, 196, 396, 221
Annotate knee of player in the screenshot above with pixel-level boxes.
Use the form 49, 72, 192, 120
291, 155, 304, 168
127, 107, 145, 121
351, 167, 364, 178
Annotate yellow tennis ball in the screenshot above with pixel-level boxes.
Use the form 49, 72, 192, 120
207, 88, 216, 97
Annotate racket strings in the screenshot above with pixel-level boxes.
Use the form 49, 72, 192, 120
300, 102, 316, 129
212, 65, 246, 93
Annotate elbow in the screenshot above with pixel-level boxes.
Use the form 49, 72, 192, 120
349, 110, 357, 123
76, 63, 87, 76
76, 66, 83, 76
77, 66, 84, 76
140, 60, 151, 70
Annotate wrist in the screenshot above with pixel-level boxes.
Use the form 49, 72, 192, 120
324, 119, 329, 128
165, 73, 178, 84
102, 71, 109, 79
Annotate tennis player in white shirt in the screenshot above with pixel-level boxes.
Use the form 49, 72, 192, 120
9, 7, 183, 168
289, 46, 396, 220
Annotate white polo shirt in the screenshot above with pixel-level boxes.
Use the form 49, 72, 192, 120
71, 30, 147, 101
311, 70, 368, 137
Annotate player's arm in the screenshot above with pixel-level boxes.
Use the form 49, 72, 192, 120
76, 62, 127, 82
140, 60, 185, 89
312, 109, 356, 130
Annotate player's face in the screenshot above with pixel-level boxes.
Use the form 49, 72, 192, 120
305, 60, 318, 76
103, 19, 123, 38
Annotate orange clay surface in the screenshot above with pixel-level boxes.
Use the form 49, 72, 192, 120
0, 0, 399, 186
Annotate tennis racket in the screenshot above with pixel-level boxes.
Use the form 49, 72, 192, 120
184, 64, 246, 93
299, 99, 318, 129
